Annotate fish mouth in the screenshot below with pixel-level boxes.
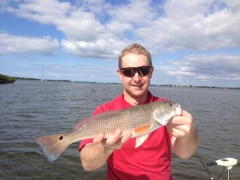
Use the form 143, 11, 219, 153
176, 104, 182, 115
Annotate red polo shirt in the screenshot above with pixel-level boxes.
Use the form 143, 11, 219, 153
79, 92, 172, 180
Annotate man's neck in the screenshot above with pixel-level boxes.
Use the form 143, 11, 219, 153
123, 91, 149, 106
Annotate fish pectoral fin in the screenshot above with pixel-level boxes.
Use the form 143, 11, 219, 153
135, 134, 149, 148
133, 123, 153, 136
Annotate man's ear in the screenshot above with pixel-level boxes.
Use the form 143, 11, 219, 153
117, 70, 123, 81
149, 66, 154, 79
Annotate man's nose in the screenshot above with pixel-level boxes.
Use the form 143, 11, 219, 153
132, 71, 142, 81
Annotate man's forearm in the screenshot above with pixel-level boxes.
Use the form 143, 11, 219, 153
80, 129, 132, 171
172, 123, 198, 159
80, 143, 113, 171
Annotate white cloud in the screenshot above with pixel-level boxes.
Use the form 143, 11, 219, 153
155, 54, 240, 86
6, 0, 71, 24
182, 54, 240, 78
0, 32, 59, 55
61, 38, 125, 58
1, 0, 240, 86
138, 0, 240, 52
56, 10, 105, 41
3, 0, 240, 57
108, 0, 156, 25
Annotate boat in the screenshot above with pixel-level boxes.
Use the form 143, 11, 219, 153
196, 151, 238, 180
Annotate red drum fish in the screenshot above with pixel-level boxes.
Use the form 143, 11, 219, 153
35, 101, 181, 162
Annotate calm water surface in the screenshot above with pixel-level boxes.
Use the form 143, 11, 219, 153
0, 80, 239, 179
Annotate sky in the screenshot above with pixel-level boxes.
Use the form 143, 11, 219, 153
0, 0, 240, 87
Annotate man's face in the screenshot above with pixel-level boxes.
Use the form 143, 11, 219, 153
118, 53, 153, 101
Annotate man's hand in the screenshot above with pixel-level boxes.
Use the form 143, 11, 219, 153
167, 110, 198, 159
167, 110, 194, 138
93, 129, 132, 151
80, 129, 132, 171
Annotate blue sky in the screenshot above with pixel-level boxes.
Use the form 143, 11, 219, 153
0, 0, 240, 87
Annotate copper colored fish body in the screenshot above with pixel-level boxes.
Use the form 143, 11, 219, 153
36, 101, 181, 162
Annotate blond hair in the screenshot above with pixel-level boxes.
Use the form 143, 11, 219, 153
118, 43, 152, 68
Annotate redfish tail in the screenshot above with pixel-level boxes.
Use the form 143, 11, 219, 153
35, 133, 69, 162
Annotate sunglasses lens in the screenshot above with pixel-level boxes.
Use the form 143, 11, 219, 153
122, 69, 133, 77
139, 67, 151, 76
120, 66, 151, 77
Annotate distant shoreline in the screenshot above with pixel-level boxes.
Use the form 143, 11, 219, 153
12, 77, 240, 90
0, 74, 16, 84
15, 77, 72, 83
2, 74, 239, 90
150, 84, 240, 90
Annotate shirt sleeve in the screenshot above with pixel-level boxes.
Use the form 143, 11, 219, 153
79, 138, 93, 151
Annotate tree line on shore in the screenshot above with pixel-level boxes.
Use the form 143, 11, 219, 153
0, 74, 15, 84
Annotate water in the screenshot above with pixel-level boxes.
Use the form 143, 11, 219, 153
0, 80, 239, 179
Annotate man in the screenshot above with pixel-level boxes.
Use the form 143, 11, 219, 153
79, 43, 198, 179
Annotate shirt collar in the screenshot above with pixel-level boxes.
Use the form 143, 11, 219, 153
121, 91, 154, 107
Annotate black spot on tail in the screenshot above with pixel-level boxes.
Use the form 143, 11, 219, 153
59, 136, 64, 140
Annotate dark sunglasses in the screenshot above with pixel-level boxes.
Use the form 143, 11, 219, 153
119, 66, 152, 77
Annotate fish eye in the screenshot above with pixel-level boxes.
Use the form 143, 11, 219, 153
169, 102, 172, 107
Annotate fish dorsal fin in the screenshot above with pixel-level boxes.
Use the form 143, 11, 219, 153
73, 110, 121, 130
73, 116, 93, 130
132, 122, 153, 137
135, 134, 149, 148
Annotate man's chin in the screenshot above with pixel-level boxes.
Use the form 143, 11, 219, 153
130, 89, 147, 98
